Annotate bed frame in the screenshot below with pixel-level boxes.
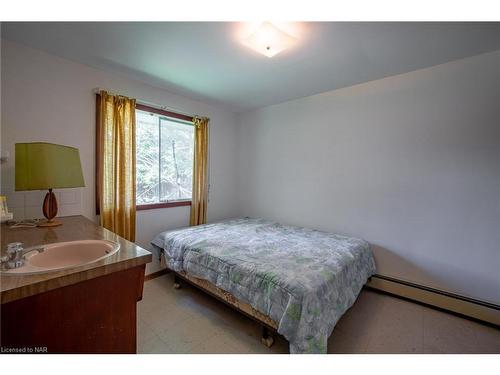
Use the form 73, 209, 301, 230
160, 253, 279, 348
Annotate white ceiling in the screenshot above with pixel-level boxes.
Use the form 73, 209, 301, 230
2, 22, 500, 112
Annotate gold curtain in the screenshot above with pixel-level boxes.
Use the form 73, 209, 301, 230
97, 90, 137, 241
190, 116, 209, 226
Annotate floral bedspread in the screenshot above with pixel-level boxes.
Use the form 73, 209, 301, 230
152, 218, 376, 353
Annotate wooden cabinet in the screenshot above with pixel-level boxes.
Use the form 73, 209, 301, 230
1, 264, 145, 353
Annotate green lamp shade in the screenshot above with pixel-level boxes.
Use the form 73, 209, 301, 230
15, 142, 85, 191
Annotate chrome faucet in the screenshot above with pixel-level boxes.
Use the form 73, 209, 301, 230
1, 242, 45, 270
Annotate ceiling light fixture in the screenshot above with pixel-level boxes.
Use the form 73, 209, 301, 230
242, 22, 297, 58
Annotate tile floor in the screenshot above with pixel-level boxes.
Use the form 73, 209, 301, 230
137, 274, 500, 354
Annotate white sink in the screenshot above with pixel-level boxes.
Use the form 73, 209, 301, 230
1, 240, 120, 276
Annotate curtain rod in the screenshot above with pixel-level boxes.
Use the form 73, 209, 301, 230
93, 87, 197, 119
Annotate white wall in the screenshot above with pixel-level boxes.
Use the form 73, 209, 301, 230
237, 50, 500, 304
0, 40, 240, 273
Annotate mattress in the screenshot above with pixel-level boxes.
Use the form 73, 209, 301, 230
151, 218, 376, 353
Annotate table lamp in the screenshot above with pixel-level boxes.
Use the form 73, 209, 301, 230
15, 142, 85, 227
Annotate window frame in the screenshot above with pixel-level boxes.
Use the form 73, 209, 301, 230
135, 103, 195, 211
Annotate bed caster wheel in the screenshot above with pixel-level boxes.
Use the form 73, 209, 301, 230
261, 326, 274, 348
173, 275, 182, 289
261, 335, 274, 348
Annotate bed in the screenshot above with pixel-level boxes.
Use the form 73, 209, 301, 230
151, 218, 376, 354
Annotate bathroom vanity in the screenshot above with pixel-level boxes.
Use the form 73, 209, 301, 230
0, 215, 152, 353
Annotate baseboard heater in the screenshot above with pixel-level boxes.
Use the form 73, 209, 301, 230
366, 274, 500, 327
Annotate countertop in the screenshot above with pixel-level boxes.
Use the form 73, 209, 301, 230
1, 215, 152, 304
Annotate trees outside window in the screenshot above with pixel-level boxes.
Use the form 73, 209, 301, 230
136, 109, 194, 208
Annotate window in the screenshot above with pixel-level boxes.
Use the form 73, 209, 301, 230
136, 105, 194, 210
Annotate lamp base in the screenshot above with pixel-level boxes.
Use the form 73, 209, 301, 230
41, 188, 61, 227
38, 220, 62, 228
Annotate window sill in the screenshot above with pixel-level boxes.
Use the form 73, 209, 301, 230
137, 201, 192, 211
